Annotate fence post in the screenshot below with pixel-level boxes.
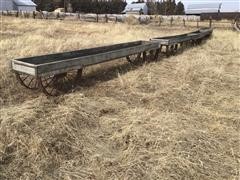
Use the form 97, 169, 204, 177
159, 17, 162, 26
96, 13, 99, 22
115, 16, 117, 23
170, 17, 173, 26
209, 16, 212, 28
183, 19, 186, 27
56, 12, 60, 19
105, 14, 108, 23
197, 20, 199, 28
33, 11, 36, 19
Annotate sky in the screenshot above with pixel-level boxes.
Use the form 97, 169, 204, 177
126, 0, 240, 12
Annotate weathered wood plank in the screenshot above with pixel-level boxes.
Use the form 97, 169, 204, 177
151, 28, 212, 46
12, 41, 159, 77
11, 28, 213, 78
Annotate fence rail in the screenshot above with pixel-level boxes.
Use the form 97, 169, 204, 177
0, 10, 235, 29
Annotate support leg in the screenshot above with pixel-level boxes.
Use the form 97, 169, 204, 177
154, 45, 162, 61
180, 42, 184, 52
198, 39, 202, 45
166, 45, 170, 57
149, 50, 155, 60
143, 51, 147, 62
170, 45, 174, 55
75, 68, 83, 83
174, 44, 178, 53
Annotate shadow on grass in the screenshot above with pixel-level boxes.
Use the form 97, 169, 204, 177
77, 39, 210, 89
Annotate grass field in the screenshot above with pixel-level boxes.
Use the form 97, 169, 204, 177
0, 16, 239, 179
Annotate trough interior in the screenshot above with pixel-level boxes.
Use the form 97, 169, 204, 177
16, 41, 147, 65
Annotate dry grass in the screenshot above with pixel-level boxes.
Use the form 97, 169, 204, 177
0, 16, 240, 179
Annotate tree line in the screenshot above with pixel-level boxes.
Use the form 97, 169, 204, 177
33, 0, 184, 15
145, 0, 185, 15
33, 0, 127, 14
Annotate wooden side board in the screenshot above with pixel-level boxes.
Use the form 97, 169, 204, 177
13, 41, 144, 65
151, 35, 192, 45
11, 41, 159, 77
151, 28, 213, 46
11, 28, 213, 77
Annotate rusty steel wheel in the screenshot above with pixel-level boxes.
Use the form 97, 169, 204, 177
39, 69, 83, 96
169, 45, 175, 54
15, 72, 39, 90
174, 44, 178, 53
126, 53, 142, 64
148, 50, 159, 60
165, 45, 170, 57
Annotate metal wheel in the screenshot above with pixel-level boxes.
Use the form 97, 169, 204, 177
126, 53, 142, 64
75, 69, 83, 83
15, 72, 39, 90
174, 44, 178, 53
166, 45, 170, 57
39, 69, 83, 96
139, 50, 158, 62
151, 48, 161, 61
148, 50, 156, 60
170, 45, 175, 55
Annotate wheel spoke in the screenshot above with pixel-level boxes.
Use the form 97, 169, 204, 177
39, 69, 83, 96
44, 77, 55, 88
49, 86, 55, 95
22, 75, 29, 82
126, 53, 142, 64
27, 78, 34, 87
15, 72, 39, 90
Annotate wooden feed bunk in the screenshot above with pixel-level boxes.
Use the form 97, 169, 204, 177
11, 28, 213, 96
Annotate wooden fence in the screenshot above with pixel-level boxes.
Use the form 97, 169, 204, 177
0, 10, 235, 29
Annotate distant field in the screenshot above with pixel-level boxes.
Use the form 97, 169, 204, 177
0, 16, 239, 179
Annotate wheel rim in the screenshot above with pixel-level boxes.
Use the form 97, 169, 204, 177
39, 74, 64, 96
39, 69, 83, 96
15, 72, 39, 90
148, 50, 157, 60
126, 53, 142, 64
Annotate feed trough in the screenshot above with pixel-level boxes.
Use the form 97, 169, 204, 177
11, 28, 213, 96
150, 28, 213, 56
